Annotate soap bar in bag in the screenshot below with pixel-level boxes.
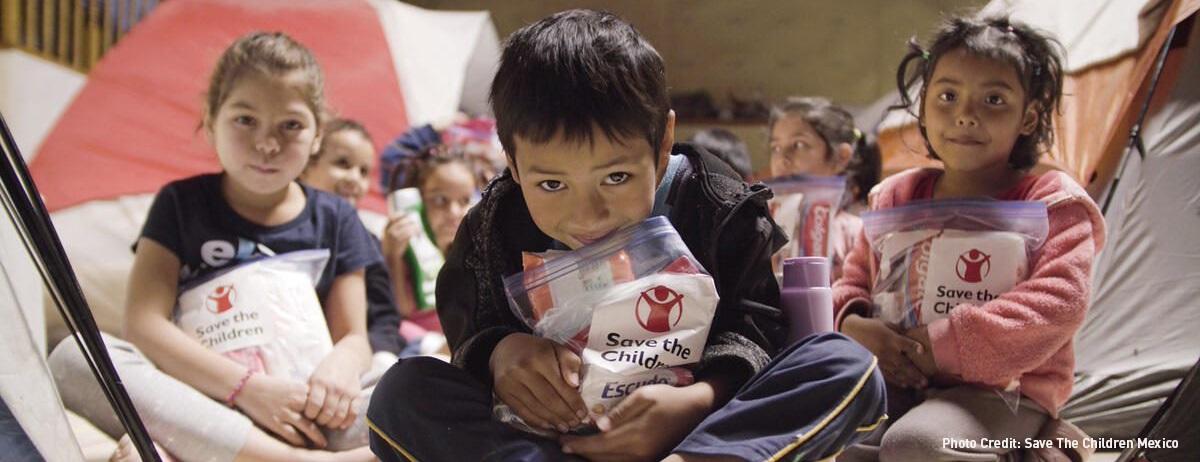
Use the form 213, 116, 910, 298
920, 230, 1029, 324
175, 250, 334, 381
873, 229, 1030, 329
864, 200, 1048, 331
582, 272, 718, 375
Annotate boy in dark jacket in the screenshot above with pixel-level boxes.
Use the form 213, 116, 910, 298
367, 9, 884, 461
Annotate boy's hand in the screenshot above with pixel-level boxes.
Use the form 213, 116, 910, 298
560, 382, 713, 461
235, 373, 328, 448
490, 333, 588, 432
842, 314, 929, 389
305, 350, 364, 431
381, 212, 422, 263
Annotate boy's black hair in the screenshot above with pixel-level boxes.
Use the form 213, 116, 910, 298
893, 16, 1064, 170
769, 97, 879, 203
490, 9, 670, 166
690, 128, 752, 179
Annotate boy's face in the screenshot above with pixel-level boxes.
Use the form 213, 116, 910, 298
511, 115, 674, 250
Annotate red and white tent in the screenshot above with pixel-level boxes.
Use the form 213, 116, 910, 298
29, 0, 500, 214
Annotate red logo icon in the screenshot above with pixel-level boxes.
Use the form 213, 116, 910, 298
956, 249, 991, 283
635, 285, 685, 333
205, 285, 237, 314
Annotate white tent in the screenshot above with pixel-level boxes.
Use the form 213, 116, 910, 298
1061, 9, 1200, 438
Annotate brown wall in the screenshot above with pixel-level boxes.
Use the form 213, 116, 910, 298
413, 0, 985, 171
412, 0, 985, 106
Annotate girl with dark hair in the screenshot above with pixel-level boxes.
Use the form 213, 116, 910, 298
382, 143, 478, 329
51, 32, 376, 462
834, 15, 1105, 461
768, 96, 881, 280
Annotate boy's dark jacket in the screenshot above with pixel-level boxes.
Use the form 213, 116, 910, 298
437, 143, 788, 388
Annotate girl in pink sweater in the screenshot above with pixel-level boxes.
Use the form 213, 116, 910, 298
834, 16, 1106, 462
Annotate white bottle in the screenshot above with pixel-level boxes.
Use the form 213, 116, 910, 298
388, 188, 444, 311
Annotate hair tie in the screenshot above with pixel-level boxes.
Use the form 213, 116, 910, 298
921, 50, 931, 60
1006, 25, 1015, 33
852, 128, 864, 141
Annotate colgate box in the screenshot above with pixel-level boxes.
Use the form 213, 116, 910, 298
764, 175, 847, 260
175, 249, 334, 382
503, 217, 720, 425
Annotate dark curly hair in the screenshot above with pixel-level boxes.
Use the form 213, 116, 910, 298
893, 16, 1064, 170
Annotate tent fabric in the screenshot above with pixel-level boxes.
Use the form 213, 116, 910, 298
1137, 358, 1200, 461
1, 271, 86, 461
1078, 0, 1199, 199
369, 0, 500, 124
979, 0, 1165, 72
29, 0, 411, 213
1061, 15, 1200, 438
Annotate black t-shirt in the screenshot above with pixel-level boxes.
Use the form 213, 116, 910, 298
138, 173, 381, 301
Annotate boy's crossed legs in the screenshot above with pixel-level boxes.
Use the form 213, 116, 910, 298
367, 332, 885, 461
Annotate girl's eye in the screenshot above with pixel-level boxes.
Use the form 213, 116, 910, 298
938, 91, 956, 102
603, 172, 631, 185
282, 120, 304, 131
335, 158, 352, 168
985, 94, 1006, 105
359, 167, 370, 177
234, 115, 255, 126
537, 180, 565, 192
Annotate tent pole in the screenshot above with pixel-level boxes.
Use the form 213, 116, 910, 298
1101, 23, 1179, 215
0, 111, 160, 461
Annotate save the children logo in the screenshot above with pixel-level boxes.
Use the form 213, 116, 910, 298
635, 285, 684, 333
205, 285, 237, 314
956, 249, 991, 283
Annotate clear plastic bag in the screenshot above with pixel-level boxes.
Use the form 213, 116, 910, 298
765, 175, 847, 260
862, 199, 1049, 413
498, 217, 719, 434
175, 249, 334, 382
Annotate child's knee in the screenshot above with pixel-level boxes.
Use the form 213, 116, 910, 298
878, 424, 945, 462
48, 337, 92, 388
777, 332, 880, 388
369, 357, 452, 419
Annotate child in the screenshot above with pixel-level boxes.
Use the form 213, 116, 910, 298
50, 32, 376, 462
367, 10, 885, 462
382, 143, 479, 325
768, 96, 880, 281
833, 16, 1106, 461
299, 118, 407, 359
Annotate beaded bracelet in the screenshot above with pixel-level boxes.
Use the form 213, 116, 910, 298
225, 369, 256, 408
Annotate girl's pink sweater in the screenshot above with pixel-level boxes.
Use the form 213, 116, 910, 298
832, 168, 1106, 416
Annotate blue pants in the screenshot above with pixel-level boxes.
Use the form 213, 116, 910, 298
367, 332, 885, 461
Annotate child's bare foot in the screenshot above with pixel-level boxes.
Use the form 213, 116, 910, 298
109, 434, 175, 462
